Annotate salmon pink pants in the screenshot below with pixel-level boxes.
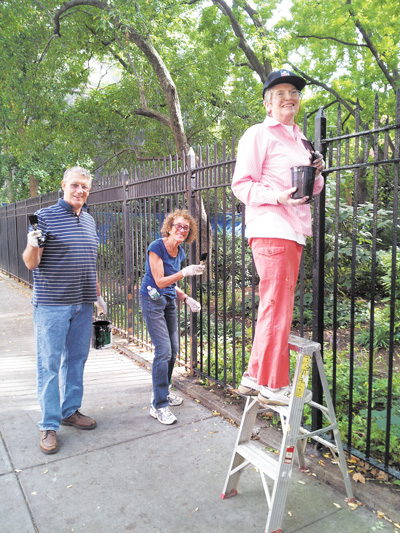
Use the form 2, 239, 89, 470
247, 238, 303, 389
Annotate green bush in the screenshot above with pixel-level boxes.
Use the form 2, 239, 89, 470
301, 345, 400, 467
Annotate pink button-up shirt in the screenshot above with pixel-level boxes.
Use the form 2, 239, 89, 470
231, 116, 324, 237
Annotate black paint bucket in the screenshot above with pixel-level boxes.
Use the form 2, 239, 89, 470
291, 165, 317, 202
92, 320, 112, 349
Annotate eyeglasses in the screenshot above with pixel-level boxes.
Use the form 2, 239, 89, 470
273, 89, 302, 100
172, 223, 190, 233
69, 183, 90, 191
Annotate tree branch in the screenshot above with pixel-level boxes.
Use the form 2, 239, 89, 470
211, 0, 269, 82
133, 108, 172, 128
114, 34, 148, 107
50, 0, 189, 154
295, 34, 367, 47
288, 63, 356, 115
31, 0, 54, 25
348, 7, 397, 90
242, 1, 265, 35
241, 1, 272, 73
54, 0, 108, 36
93, 146, 165, 171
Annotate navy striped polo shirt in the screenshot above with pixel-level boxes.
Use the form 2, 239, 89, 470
31, 198, 99, 306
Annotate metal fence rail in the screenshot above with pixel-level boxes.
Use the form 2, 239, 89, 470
1, 98, 399, 479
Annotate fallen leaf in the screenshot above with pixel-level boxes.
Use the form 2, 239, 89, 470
376, 471, 389, 482
318, 460, 325, 466
212, 410, 220, 416
348, 502, 359, 511
333, 503, 341, 509
377, 511, 385, 519
195, 399, 200, 403
353, 472, 365, 484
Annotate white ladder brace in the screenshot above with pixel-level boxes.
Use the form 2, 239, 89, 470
221, 334, 355, 533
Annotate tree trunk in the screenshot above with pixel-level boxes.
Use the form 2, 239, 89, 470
6, 177, 13, 203
29, 174, 39, 197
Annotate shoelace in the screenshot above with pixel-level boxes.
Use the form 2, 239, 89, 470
42, 430, 56, 438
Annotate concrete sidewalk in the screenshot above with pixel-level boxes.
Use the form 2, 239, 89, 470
0, 272, 397, 533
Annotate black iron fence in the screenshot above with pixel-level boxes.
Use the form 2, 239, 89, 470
1, 96, 399, 479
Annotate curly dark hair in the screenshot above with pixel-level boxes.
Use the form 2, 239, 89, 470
161, 209, 198, 244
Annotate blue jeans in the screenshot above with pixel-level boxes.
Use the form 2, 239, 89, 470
140, 294, 179, 409
33, 304, 93, 431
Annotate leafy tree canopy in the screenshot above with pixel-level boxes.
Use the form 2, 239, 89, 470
0, 0, 398, 201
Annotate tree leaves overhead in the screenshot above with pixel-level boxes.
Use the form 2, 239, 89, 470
280, 0, 399, 123
0, 0, 399, 200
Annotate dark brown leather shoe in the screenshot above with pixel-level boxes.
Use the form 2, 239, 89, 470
39, 430, 59, 454
61, 410, 97, 430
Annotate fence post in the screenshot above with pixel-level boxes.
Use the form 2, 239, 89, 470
122, 171, 133, 339
312, 107, 327, 432
188, 147, 198, 376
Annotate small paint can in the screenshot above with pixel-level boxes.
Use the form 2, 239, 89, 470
92, 320, 112, 349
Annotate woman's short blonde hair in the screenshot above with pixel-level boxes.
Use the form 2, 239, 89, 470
161, 208, 198, 244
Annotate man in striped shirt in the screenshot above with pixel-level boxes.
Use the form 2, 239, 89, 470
23, 166, 107, 454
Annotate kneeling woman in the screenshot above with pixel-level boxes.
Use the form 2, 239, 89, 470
140, 209, 205, 425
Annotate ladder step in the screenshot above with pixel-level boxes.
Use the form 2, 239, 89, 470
237, 442, 279, 480
288, 334, 320, 353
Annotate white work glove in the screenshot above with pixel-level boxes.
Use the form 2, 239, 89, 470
181, 264, 205, 277
312, 151, 325, 172
95, 295, 108, 315
186, 297, 201, 313
27, 230, 42, 248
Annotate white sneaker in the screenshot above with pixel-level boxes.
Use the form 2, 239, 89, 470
167, 390, 183, 406
150, 405, 177, 425
151, 390, 183, 407
258, 386, 312, 406
237, 373, 261, 396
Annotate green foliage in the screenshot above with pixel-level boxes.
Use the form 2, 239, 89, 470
356, 248, 400, 350
3, 0, 398, 201
280, 0, 400, 131
195, 307, 400, 467
300, 346, 400, 466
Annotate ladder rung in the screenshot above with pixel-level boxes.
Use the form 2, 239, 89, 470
288, 334, 320, 353
298, 428, 340, 451
264, 405, 290, 417
237, 442, 279, 480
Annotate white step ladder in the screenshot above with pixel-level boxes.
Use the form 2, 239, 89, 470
221, 334, 355, 533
